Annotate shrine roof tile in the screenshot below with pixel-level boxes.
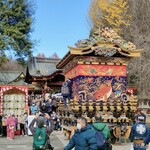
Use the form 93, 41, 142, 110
0, 71, 25, 84
27, 57, 61, 77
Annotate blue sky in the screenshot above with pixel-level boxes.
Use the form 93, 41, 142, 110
31, 0, 92, 58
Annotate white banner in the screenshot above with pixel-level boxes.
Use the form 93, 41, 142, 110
28, 115, 36, 135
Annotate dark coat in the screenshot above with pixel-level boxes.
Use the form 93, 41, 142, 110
129, 122, 148, 143
29, 118, 54, 135
64, 124, 97, 150
144, 129, 150, 144
39, 102, 48, 114
45, 101, 53, 113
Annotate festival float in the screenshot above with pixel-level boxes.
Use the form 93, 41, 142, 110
56, 28, 142, 143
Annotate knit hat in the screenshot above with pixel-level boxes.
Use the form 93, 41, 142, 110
137, 116, 144, 121
95, 113, 102, 121
36, 116, 45, 128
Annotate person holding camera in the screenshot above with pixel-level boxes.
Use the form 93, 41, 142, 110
29, 112, 54, 150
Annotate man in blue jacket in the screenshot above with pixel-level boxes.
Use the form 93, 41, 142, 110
64, 117, 97, 150
129, 116, 149, 150
144, 130, 150, 146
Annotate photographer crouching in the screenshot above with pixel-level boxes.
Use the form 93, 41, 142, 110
29, 112, 54, 150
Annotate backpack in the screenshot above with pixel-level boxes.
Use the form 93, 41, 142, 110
33, 127, 47, 150
92, 125, 107, 150
61, 81, 70, 96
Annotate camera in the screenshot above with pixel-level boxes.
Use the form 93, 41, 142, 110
39, 113, 45, 117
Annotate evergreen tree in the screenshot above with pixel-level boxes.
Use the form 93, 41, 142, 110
0, 0, 34, 65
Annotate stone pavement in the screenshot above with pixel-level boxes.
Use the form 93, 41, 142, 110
0, 131, 150, 150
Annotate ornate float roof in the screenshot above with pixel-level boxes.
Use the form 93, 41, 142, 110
25, 57, 63, 83
57, 28, 142, 69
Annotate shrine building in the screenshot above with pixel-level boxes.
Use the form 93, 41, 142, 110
0, 71, 28, 116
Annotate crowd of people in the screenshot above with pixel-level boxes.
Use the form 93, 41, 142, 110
30, 93, 62, 131
0, 93, 62, 141
0, 112, 28, 140
64, 112, 111, 150
64, 111, 150, 150
1, 92, 150, 150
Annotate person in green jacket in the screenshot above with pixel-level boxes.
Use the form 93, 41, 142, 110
92, 112, 111, 140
